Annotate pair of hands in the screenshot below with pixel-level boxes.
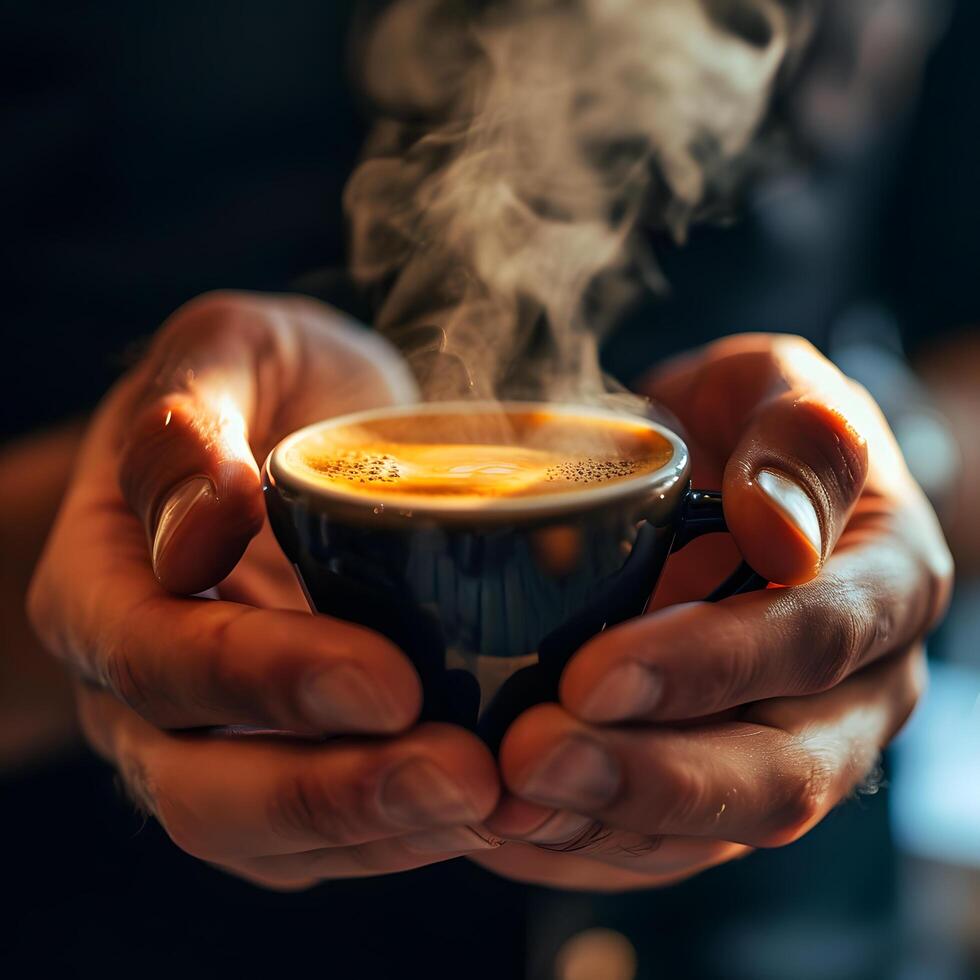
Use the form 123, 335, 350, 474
28, 292, 952, 892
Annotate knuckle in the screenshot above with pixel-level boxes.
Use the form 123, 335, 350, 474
772, 334, 826, 373
147, 291, 270, 376
807, 630, 852, 692
707, 607, 768, 706
763, 746, 833, 846
162, 290, 250, 340
774, 335, 849, 390
102, 646, 153, 718
787, 335, 822, 360
798, 587, 869, 691
267, 769, 367, 847
869, 592, 898, 653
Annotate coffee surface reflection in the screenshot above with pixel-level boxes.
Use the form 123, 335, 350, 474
284, 409, 673, 505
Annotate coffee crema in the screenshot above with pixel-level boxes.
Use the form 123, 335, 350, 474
283, 409, 673, 505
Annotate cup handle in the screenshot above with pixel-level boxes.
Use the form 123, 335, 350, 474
674, 488, 769, 601
532, 485, 765, 687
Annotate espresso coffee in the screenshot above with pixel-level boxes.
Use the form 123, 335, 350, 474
283, 408, 673, 505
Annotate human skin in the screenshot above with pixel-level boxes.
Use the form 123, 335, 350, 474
0, 424, 81, 771
479, 336, 952, 888
25, 292, 952, 890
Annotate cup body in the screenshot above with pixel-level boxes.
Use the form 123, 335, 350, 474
263, 402, 690, 731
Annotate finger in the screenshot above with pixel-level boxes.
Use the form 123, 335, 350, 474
483, 793, 596, 846
253, 841, 692, 894
504, 647, 924, 847
722, 391, 868, 585
236, 828, 502, 887
38, 542, 422, 734
469, 844, 711, 892
30, 390, 422, 733
118, 292, 290, 594
531, 829, 748, 879
79, 686, 499, 862
563, 504, 945, 723
117, 291, 418, 595
645, 335, 873, 585
484, 797, 750, 875
484, 796, 749, 875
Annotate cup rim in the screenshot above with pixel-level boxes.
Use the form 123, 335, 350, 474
264, 400, 691, 525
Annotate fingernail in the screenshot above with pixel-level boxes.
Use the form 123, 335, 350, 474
520, 810, 594, 845
518, 736, 620, 811
756, 469, 822, 555
401, 825, 501, 854
379, 759, 480, 828
580, 660, 663, 722
152, 477, 214, 571
299, 664, 404, 733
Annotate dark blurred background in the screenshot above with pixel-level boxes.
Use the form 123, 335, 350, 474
2, 2, 978, 977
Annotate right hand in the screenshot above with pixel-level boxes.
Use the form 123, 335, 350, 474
28, 291, 500, 889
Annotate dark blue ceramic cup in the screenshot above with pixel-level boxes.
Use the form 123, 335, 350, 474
263, 402, 764, 747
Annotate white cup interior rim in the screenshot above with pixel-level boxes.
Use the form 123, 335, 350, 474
266, 400, 691, 519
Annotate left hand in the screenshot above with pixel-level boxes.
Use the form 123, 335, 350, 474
474, 334, 953, 891
27, 292, 501, 890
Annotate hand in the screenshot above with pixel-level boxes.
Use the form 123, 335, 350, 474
479, 334, 952, 891
28, 291, 500, 889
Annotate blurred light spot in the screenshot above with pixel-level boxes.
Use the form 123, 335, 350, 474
555, 928, 637, 980
892, 661, 980, 868
894, 411, 960, 500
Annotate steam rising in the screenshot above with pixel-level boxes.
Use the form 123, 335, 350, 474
346, 0, 819, 403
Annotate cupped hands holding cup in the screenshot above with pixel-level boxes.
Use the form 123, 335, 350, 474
27, 291, 952, 891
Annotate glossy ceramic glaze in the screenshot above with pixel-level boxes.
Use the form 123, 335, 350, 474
263, 402, 708, 741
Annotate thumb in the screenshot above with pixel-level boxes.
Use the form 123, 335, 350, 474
118, 295, 276, 594
723, 393, 869, 586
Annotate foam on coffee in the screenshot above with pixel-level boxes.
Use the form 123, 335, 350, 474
283, 408, 673, 506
